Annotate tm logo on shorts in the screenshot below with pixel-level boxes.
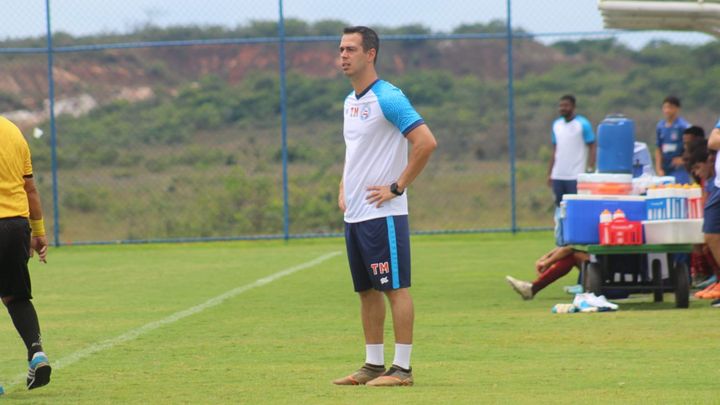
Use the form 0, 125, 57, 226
371, 262, 390, 275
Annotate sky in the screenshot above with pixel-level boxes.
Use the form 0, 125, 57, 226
1, 0, 714, 48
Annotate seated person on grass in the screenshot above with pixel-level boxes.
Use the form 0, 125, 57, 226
505, 246, 589, 300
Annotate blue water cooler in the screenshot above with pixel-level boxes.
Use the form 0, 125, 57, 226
597, 115, 635, 174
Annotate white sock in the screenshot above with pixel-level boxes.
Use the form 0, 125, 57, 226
365, 344, 384, 366
393, 344, 412, 370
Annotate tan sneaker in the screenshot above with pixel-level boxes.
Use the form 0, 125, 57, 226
366, 365, 413, 387
332, 363, 386, 385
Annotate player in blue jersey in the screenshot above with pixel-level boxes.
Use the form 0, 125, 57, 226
332, 26, 437, 387
655, 95, 691, 183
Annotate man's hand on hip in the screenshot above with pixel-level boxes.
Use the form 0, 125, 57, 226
366, 185, 398, 208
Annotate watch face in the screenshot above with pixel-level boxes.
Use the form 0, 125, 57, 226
391, 183, 401, 195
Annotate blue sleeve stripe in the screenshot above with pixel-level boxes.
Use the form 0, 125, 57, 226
386, 216, 400, 290
402, 119, 425, 136
578, 116, 595, 144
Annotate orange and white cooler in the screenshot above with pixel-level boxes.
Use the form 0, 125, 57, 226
577, 173, 633, 195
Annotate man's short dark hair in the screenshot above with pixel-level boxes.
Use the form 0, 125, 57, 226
560, 94, 576, 106
684, 137, 709, 175
663, 95, 681, 107
343, 26, 379, 64
683, 125, 705, 139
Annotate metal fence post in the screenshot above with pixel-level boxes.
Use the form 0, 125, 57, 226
45, 0, 61, 246
278, 0, 290, 241
506, 0, 517, 233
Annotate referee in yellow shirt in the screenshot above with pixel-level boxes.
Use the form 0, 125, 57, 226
0, 116, 51, 390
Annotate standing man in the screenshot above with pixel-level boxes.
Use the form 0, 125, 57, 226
547, 94, 596, 207
655, 95, 691, 183
703, 119, 720, 306
333, 26, 437, 387
0, 116, 52, 390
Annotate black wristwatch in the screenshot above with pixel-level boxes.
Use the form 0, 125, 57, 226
390, 182, 404, 196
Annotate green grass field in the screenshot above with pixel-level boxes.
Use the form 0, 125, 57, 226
0, 232, 717, 404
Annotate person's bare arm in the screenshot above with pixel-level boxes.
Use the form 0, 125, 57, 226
547, 145, 556, 187
338, 176, 346, 212
24, 177, 47, 263
655, 148, 665, 176
708, 128, 720, 151
587, 142, 596, 172
536, 246, 574, 274
365, 124, 437, 208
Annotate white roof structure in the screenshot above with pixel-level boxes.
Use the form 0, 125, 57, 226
598, 0, 720, 35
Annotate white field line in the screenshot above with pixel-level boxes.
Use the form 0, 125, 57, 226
4, 251, 341, 389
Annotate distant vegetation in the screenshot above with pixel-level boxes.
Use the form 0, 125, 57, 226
12, 21, 720, 241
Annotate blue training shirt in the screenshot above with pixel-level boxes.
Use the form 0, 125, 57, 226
656, 116, 690, 173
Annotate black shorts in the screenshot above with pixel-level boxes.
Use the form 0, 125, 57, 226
0, 217, 32, 299
344, 215, 411, 292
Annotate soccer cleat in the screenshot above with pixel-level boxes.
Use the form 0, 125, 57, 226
332, 363, 386, 385
694, 282, 717, 299
26, 352, 51, 390
696, 275, 717, 290
711, 299, 720, 308
702, 283, 720, 300
366, 365, 413, 387
505, 276, 534, 300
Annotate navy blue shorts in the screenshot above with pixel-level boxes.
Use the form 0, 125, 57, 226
344, 215, 411, 292
551, 179, 577, 207
703, 188, 720, 234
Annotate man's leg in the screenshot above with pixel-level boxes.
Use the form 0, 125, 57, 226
366, 288, 414, 386
0, 218, 51, 390
3, 295, 52, 390
332, 289, 387, 385
366, 216, 414, 387
701, 234, 720, 299
2, 296, 44, 361
531, 255, 577, 296
384, 288, 413, 345
333, 221, 387, 385
359, 288, 385, 363
551, 180, 563, 207
385, 288, 413, 368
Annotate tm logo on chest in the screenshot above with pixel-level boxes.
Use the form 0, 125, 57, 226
347, 104, 371, 121
371, 261, 390, 275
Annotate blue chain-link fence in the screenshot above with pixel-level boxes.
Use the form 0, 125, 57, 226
0, 0, 715, 245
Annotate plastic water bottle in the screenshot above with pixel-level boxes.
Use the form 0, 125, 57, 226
646, 186, 657, 220
671, 184, 685, 219
599, 209, 612, 245
688, 184, 703, 218
658, 186, 671, 219
612, 209, 626, 221
680, 184, 690, 219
